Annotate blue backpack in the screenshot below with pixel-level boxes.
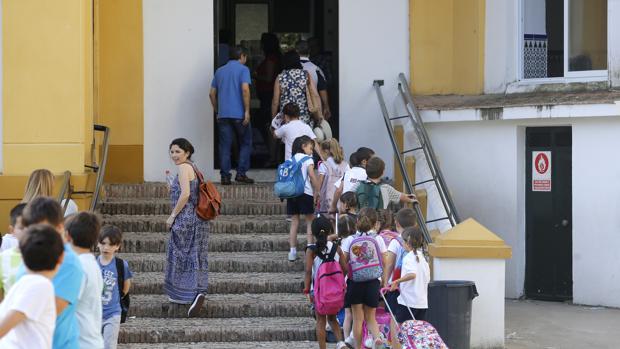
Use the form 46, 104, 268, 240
274, 155, 312, 198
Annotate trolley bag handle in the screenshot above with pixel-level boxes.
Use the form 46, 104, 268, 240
380, 286, 417, 323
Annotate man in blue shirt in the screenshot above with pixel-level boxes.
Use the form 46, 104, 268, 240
210, 45, 255, 185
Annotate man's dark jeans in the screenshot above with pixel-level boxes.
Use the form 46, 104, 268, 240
218, 118, 252, 178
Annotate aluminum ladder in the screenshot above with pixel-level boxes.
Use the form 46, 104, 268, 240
373, 73, 461, 243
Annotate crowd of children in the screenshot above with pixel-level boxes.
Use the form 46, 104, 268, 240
0, 197, 132, 349
273, 112, 431, 349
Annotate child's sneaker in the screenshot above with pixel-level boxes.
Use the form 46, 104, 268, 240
288, 250, 297, 261
336, 341, 348, 349
344, 333, 356, 348
374, 333, 388, 349
364, 336, 374, 348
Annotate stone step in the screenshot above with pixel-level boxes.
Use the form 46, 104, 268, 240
105, 183, 277, 201
132, 272, 304, 295
129, 293, 312, 318
119, 252, 305, 273
118, 341, 318, 349
99, 199, 285, 216
122, 233, 308, 254
103, 215, 294, 234
119, 317, 316, 344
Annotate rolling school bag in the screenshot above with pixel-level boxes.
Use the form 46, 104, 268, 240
347, 233, 383, 282
313, 244, 346, 315
381, 288, 448, 349
274, 155, 312, 199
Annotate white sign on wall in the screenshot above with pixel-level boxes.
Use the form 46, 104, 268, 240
532, 151, 552, 192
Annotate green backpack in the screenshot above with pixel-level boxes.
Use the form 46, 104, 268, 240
355, 181, 384, 209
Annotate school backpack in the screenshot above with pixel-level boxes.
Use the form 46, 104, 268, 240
356, 181, 384, 210
319, 160, 349, 212
363, 308, 394, 347
274, 155, 312, 199
391, 237, 407, 281
348, 233, 383, 282
313, 244, 346, 315
188, 162, 221, 221
379, 230, 400, 247
398, 320, 448, 349
115, 257, 130, 324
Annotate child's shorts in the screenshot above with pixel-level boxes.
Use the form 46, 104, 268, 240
394, 304, 427, 323
345, 279, 380, 308
287, 194, 314, 215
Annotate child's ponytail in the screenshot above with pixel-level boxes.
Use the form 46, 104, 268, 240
311, 216, 333, 255
405, 226, 426, 262
356, 207, 378, 233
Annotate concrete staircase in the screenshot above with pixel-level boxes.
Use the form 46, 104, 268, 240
102, 183, 318, 349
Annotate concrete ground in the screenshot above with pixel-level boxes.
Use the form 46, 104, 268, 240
505, 299, 620, 349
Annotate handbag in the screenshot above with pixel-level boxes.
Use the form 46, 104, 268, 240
305, 72, 323, 120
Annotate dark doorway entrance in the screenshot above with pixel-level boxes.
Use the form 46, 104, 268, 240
213, 0, 339, 172
525, 126, 573, 301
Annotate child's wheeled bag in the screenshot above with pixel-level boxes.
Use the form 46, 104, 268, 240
380, 288, 448, 349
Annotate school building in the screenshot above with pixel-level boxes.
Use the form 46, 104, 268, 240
0, 0, 619, 312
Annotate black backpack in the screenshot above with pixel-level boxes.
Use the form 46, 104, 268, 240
115, 257, 130, 323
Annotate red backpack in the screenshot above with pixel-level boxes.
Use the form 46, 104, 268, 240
188, 163, 221, 221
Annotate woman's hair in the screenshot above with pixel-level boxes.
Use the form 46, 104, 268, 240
339, 192, 358, 212
22, 169, 54, 203
170, 138, 195, 160
377, 209, 394, 232
281, 50, 303, 70
404, 226, 426, 262
261, 32, 281, 57
291, 135, 314, 155
320, 138, 344, 164
337, 214, 357, 239
312, 216, 333, 255
356, 207, 378, 233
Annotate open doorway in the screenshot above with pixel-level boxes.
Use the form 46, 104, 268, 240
213, 0, 339, 170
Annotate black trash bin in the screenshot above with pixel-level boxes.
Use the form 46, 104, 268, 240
426, 280, 478, 349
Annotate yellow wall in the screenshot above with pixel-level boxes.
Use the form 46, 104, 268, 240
410, 0, 485, 95
95, 0, 144, 183
3, 0, 93, 174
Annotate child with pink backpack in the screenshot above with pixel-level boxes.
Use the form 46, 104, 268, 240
304, 216, 348, 349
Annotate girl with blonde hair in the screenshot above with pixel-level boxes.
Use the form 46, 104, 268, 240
317, 138, 350, 214
21, 169, 78, 216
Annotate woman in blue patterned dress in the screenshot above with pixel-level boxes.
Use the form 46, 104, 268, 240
165, 138, 209, 317
271, 51, 319, 128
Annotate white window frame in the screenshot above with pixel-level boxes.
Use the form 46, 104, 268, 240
518, 0, 608, 82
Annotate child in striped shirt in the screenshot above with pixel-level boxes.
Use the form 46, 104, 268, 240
0, 203, 27, 301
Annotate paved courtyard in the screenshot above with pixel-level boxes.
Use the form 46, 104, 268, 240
505, 299, 620, 349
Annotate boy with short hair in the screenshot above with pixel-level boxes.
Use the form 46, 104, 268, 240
356, 156, 417, 210
0, 204, 28, 300
1, 204, 26, 252
66, 212, 105, 349
0, 224, 65, 349
273, 102, 317, 160
97, 225, 132, 349
20, 197, 84, 349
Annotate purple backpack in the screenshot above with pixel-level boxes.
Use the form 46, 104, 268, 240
314, 245, 346, 315
348, 233, 383, 282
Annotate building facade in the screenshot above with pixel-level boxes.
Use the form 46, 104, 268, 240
1, 0, 619, 307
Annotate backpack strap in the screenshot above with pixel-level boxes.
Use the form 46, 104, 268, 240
115, 257, 125, 297
184, 161, 204, 184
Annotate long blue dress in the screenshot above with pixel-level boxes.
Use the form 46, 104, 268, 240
164, 175, 209, 303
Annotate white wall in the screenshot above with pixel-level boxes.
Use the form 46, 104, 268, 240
143, 0, 215, 181
339, 0, 409, 173
484, 0, 518, 93
426, 116, 620, 307
610, 0, 620, 88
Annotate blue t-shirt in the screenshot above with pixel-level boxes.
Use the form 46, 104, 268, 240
17, 244, 84, 349
98, 256, 133, 320
211, 60, 251, 119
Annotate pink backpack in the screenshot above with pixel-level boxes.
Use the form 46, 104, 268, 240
379, 229, 400, 247
314, 245, 346, 315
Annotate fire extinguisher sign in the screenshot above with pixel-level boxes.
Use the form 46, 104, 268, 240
532, 151, 552, 192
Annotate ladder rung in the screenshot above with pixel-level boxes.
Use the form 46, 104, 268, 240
414, 178, 435, 186
402, 146, 423, 154
425, 217, 450, 224
389, 115, 409, 121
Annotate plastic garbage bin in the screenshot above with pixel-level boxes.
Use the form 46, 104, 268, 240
426, 280, 478, 349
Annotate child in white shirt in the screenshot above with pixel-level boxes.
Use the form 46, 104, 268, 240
0, 224, 65, 349
273, 102, 317, 160
389, 226, 431, 323
1, 204, 25, 253
329, 147, 374, 213
318, 138, 349, 214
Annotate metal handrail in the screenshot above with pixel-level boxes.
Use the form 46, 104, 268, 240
373, 80, 433, 244
57, 170, 73, 214
397, 73, 461, 225
90, 125, 110, 211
